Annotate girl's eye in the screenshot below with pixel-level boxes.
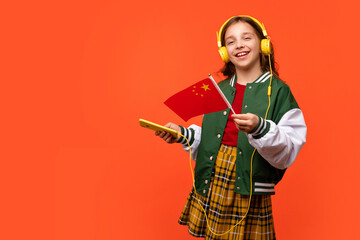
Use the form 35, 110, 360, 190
226, 41, 234, 45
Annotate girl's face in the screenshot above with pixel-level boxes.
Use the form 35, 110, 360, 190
224, 21, 261, 72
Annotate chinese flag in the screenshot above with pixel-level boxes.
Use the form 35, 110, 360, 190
164, 77, 229, 121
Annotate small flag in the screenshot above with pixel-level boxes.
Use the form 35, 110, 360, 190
164, 76, 232, 121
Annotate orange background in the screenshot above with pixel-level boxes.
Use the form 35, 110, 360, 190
1, 0, 360, 239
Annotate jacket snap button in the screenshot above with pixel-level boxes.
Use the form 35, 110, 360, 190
217, 134, 221, 138
249, 86, 252, 89
239, 151, 242, 155
237, 187, 240, 190
210, 156, 213, 161
223, 111, 227, 115
205, 180, 208, 184
244, 105, 248, 108
203, 190, 206, 194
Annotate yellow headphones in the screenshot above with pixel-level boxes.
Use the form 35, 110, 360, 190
217, 15, 271, 63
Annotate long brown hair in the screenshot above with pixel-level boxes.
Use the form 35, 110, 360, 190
219, 16, 279, 78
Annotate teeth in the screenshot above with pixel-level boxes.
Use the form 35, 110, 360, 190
236, 52, 247, 57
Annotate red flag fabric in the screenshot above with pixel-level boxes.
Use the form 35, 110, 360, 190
164, 77, 229, 121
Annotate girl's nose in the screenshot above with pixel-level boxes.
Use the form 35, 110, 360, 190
235, 41, 245, 49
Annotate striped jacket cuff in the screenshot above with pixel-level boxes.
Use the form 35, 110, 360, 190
249, 116, 270, 139
177, 125, 195, 146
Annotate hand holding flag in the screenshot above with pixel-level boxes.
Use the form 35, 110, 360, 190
164, 75, 235, 121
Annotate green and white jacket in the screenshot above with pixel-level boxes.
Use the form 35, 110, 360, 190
178, 72, 307, 196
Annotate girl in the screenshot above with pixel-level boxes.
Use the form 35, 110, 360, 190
156, 16, 307, 240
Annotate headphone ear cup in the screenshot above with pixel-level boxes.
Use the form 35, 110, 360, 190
261, 39, 271, 56
218, 46, 230, 63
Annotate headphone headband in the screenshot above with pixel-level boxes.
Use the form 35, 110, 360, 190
216, 15, 268, 48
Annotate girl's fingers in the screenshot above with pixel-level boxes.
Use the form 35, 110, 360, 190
156, 131, 166, 138
164, 134, 173, 143
156, 131, 175, 143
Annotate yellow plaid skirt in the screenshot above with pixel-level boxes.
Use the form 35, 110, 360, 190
179, 144, 276, 240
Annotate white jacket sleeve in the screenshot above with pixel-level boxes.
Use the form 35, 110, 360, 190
177, 124, 202, 161
247, 108, 307, 169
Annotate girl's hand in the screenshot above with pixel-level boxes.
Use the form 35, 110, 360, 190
155, 122, 181, 144
232, 113, 259, 133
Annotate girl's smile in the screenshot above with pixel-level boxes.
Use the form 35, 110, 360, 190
235, 51, 249, 58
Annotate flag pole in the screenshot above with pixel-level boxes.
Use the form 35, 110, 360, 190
208, 74, 236, 115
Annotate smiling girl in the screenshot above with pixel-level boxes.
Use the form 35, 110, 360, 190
156, 16, 307, 239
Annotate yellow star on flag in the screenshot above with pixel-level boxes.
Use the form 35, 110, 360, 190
201, 84, 210, 91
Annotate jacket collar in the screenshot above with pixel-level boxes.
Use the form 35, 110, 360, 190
229, 71, 271, 87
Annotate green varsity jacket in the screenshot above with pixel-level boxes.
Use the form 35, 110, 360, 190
178, 72, 307, 196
